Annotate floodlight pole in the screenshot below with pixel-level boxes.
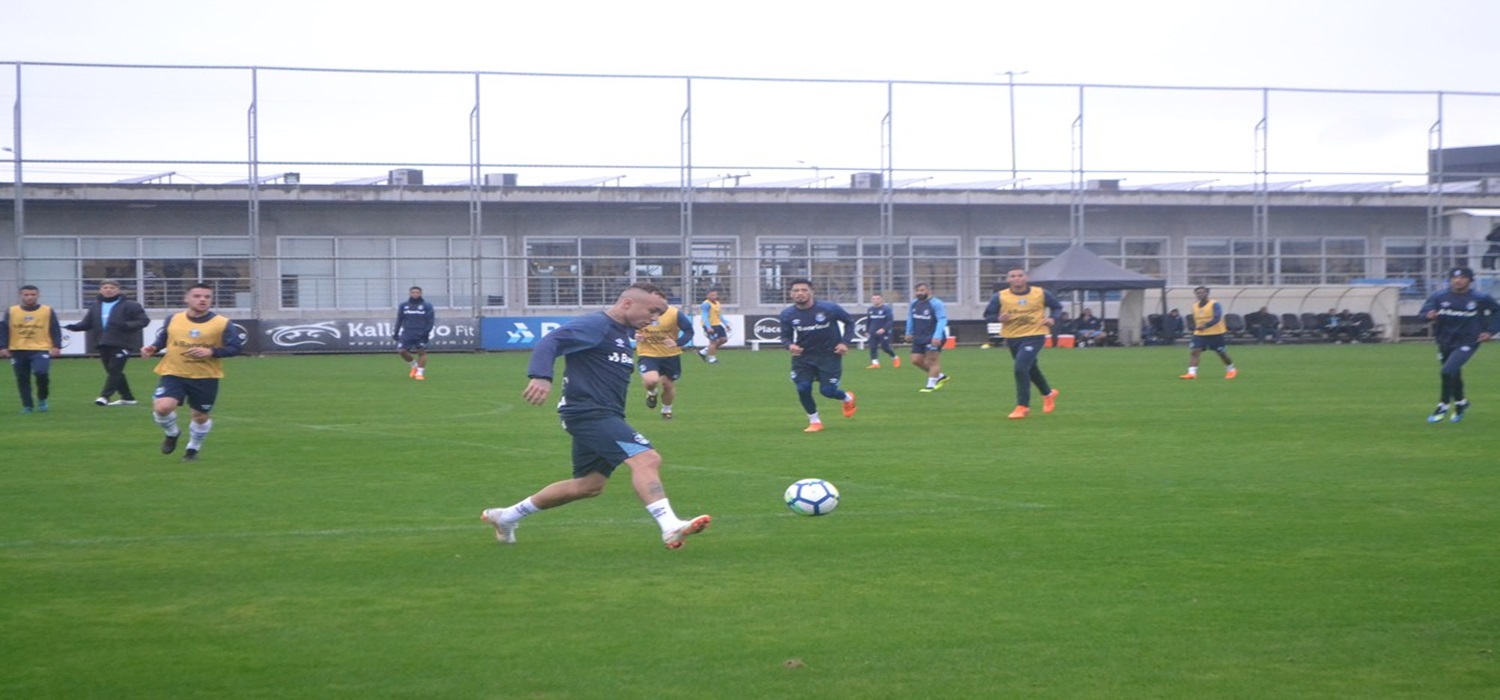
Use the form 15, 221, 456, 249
1004, 70, 1028, 186
10, 63, 24, 247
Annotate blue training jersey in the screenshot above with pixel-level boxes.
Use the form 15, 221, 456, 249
866, 304, 893, 335
779, 301, 855, 355
395, 299, 435, 339
1419, 288, 1500, 348
905, 297, 948, 341
526, 311, 637, 419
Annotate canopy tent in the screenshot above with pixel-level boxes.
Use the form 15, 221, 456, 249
1027, 244, 1166, 345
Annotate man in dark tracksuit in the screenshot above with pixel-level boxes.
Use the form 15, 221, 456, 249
66, 279, 150, 406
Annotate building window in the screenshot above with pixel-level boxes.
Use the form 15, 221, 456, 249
279, 236, 506, 310
758, 236, 955, 305
1186, 238, 1262, 286
22, 236, 251, 311
688, 239, 738, 307
977, 238, 1025, 293
524, 237, 733, 308
1277, 238, 1366, 284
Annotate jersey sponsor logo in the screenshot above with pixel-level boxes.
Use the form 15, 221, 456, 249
1435, 307, 1480, 319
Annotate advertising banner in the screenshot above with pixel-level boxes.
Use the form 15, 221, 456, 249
744, 314, 871, 346
480, 317, 575, 350
259, 318, 478, 353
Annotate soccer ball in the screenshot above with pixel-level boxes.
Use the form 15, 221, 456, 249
784, 478, 840, 516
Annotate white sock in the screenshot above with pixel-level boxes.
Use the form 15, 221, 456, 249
409, 360, 419, 368
662, 404, 672, 413
1225, 364, 1235, 372
187, 418, 212, 450
154, 411, 180, 437
925, 377, 938, 388
1187, 367, 1198, 376
870, 360, 880, 366
698, 348, 707, 356
808, 412, 821, 424
645, 497, 681, 531
416, 367, 425, 376
502, 497, 541, 524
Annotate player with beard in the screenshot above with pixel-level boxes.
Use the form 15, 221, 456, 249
778, 278, 858, 432
906, 282, 950, 392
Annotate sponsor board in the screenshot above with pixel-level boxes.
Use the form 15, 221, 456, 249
744, 314, 871, 344
260, 318, 478, 353
480, 317, 574, 350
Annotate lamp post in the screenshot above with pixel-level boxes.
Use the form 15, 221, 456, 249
1002, 70, 1028, 184
796, 159, 821, 188
2, 146, 19, 242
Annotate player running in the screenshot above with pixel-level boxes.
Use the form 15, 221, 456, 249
1419, 266, 1500, 423
696, 289, 729, 363
985, 269, 1062, 419
778, 278, 858, 433
635, 301, 695, 420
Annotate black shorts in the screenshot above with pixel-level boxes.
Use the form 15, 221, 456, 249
561, 414, 653, 478
1190, 333, 1228, 352
637, 355, 683, 380
910, 337, 942, 354
153, 375, 221, 413
790, 353, 843, 385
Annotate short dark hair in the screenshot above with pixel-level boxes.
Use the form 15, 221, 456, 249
20, 285, 39, 292
410, 286, 423, 293
1194, 286, 1209, 293
189, 282, 214, 293
629, 281, 667, 299
789, 278, 814, 289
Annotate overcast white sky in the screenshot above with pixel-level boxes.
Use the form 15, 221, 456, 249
5, 0, 1500, 186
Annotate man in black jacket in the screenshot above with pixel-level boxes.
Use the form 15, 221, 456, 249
66, 279, 150, 406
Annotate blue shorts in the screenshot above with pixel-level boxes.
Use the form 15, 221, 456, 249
398, 335, 429, 352
790, 353, 844, 386
9, 350, 51, 376
561, 414, 654, 478
1190, 333, 1228, 352
153, 375, 222, 413
637, 355, 683, 380
910, 337, 943, 355
705, 324, 727, 341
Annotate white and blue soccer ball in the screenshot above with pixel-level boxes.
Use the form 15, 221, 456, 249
784, 478, 840, 516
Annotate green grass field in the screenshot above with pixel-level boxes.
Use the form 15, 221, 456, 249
2, 343, 1497, 699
